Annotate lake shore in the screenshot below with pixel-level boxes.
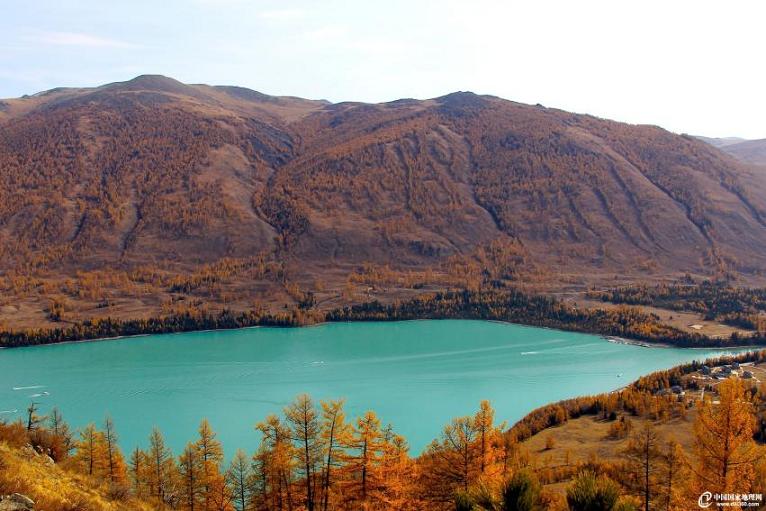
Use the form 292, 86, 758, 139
3, 289, 766, 350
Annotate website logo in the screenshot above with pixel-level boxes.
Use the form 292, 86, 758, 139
699, 492, 714, 508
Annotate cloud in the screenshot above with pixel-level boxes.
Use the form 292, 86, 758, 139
35, 31, 139, 49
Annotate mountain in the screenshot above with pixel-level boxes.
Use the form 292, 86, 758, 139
696, 136, 766, 166
721, 138, 766, 166
694, 135, 747, 148
2, 75, 766, 327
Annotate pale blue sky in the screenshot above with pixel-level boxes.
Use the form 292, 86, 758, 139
1, 0, 764, 138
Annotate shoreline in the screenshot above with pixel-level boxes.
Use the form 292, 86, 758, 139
3, 317, 762, 353
1, 318, 659, 351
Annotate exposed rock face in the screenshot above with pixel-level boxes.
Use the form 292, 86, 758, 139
0, 494, 35, 511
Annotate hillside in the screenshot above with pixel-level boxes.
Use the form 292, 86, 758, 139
694, 135, 747, 148
723, 138, 766, 166
2, 75, 766, 329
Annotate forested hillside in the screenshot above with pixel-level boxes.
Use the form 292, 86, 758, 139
2, 75, 766, 329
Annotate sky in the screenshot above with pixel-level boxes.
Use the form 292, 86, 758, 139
1, 0, 764, 139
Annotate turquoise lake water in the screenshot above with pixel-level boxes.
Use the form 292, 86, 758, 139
0, 320, 748, 456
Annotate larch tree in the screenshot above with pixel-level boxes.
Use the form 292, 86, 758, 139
256, 414, 296, 511
148, 426, 177, 505
47, 407, 73, 460
196, 418, 224, 510
103, 415, 128, 486
657, 440, 687, 511
319, 399, 352, 511
694, 378, 760, 492
622, 423, 662, 511
180, 442, 203, 511
26, 402, 45, 432
426, 416, 478, 495
75, 422, 105, 477
473, 400, 499, 477
284, 394, 321, 511
348, 410, 385, 507
498, 430, 521, 479
380, 425, 411, 509
226, 449, 252, 511
130, 447, 152, 498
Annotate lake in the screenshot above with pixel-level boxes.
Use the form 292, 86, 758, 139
0, 320, 747, 456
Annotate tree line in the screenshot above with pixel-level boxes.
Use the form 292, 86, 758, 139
587, 281, 766, 331
6, 288, 766, 349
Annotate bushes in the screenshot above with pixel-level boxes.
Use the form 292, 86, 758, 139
566, 471, 622, 511
502, 469, 543, 511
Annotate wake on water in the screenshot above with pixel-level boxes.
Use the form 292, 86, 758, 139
12, 385, 45, 391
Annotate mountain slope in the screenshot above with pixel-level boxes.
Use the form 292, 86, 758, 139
694, 135, 747, 148
1, 76, 766, 327
722, 138, 766, 166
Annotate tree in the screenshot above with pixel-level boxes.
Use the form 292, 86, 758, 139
47, 407, 74, 459
130, 447, 152, 498
319, 399, 352, 511
348, 410, 385, 507
148, 427, 177, 505
103, 415, 128, 486
180, 442, 203, 511
379, 425, 411, 508
255, 414, 296, 511
284, 394, 321, 511
501, 468, 542, 511
657, 440, 687, 511
226, 449, 252, 511
75, 423, 105, 477
196, 419, 224, 510
473, 400, 499, 476
693, 378, 760, 492
566, 470, 621, 511
427, 416, 478, 494
622, 423, 662, 511
26, 402, 45, 432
